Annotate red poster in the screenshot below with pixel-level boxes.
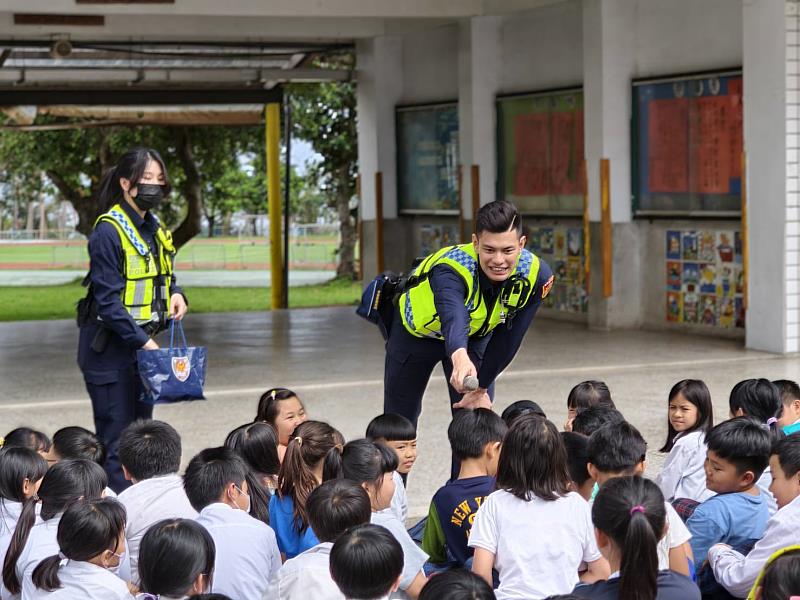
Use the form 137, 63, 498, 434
692, 96, 732, 194
727, 77, 743, 179
513, 113, 550, 195
648, 98, 689, 193
550, 110, 584, 195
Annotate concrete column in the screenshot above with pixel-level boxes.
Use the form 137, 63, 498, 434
356, 36, 403, 279
458, 16, 501, 225
582, 0, 640, 329
742, 0, 798, 352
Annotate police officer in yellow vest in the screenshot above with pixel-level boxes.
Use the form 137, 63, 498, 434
77, 148, 187, 492
385, 200, 553, 432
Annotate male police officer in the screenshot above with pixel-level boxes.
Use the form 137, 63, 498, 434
384, 200, 553, 426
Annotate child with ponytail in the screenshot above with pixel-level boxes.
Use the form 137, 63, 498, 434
0, 447, 47, 537
28, 498, 130, 599
256, 387, 308, 462
572, 476, 700, 600
2, 459, 107, 598
268, 421, 344, 559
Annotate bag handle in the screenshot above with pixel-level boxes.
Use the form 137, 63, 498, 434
169, 319, 188, 351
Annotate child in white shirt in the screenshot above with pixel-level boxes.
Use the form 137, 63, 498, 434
27, 498, 131, 600
470, 415, 609, 599
49, 426, 118, 499
656, 379, 715, 502
184, 446, 281, 600
330, 524, 403, 600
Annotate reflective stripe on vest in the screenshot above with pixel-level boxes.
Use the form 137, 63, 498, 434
399, 243, 540, 340
94, 204, 175, 324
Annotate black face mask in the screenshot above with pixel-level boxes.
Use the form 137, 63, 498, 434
131, 183, 164, 212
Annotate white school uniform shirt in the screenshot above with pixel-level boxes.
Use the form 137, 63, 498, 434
469, 489, 601, 600
708, 492, 800, 598
658, 501, 692, 571
656, 431, 715, 503
196, 502, 281, 600
16, 516, 61, 600
378, 472, 408, 524
25, 560, 133, 600
264, 541, 344, 600
755, 467, 778, 516
370, 511, 427, 600
0, 500, 38, 600
117, 473, 198, 585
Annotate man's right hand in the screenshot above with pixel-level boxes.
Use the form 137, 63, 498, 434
141, 338, 159, 350
449, 348, 477, 393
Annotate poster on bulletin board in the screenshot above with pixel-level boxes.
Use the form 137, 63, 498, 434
526, 224, 587, 314
497, 88, 584, 215
633, 71, 743, 215
396, 103, 460, 214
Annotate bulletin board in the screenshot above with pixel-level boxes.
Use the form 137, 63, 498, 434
396, 103, 460, 214
497, 88, 584, 215
633, 70, 743, 216
526, 224, 587, 314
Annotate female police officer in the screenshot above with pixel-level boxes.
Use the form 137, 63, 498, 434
77, 148, 187, 492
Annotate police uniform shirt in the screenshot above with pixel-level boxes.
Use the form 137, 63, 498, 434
24, 560, 133, 600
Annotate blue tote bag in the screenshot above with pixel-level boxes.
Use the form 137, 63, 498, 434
137, 319, 207, 404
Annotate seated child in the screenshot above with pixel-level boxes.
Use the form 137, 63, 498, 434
184, 447, 280, 599
255, 387, 308, 462
656, 379, 715, 503
418, 569, 495, 600
587, 421, 693, 577
561, 432, 594, 501
470, 415, 609, 598
117, 419, 197, 585
366, 413, 417, 523
748, 545, 800, 600
50, 426, 116, 498
28, 498, 130, 600
774, 379, 800, 435
225, 422, 281, 524
422, 409, 506, 568
2, 428, 52, 464
0, 448, 47, 538
501, 400, 546, 427
686, 417, 771, 578
267, 479, 372, 600
571, 406, 625, 437
137, 518, 216, 598
572, 476, 699, 599
565, 381, 615, 432
708, 432, 800, 597
330, 524, 403, 600
268, 421, 344, 558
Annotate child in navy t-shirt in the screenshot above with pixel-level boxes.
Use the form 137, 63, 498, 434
421, 408, 506, 566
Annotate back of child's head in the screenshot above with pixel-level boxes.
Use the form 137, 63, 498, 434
561, 431, 591, 491
119, 419, 181, 481
365, 413, 416, 442
592, 476, 666, 600
706, 417, 771, 480
0, 447, 47, 503
659, 379, 714, 453
567, 381, 614, 411
3, 427, 51, 456
500, 400, 546, 428
2, 459, 106, 595
757, 548, 800, 600
418, 569, 495, 600
330, 524, 403, 600
52, 426, 106, 465
225, 422, 280, 477
183, 447, 248, 513
306, 479, 371, 543
572, 406, 625, 437
448, 408, 507, 461
278, 420, 344, 532
497, 415, 569, 502
587, 421, 647, 475
139, 518, 216, 598
730, 379, 783, 440
32, 498, 126, 592
334, 439, 397, 489
774, 379, 800, 406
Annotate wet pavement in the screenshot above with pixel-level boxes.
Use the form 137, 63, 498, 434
1, 308, 795, 517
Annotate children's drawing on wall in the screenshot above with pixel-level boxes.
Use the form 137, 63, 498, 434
525, 224, 586, 314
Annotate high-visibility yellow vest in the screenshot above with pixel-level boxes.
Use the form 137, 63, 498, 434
94, 204, 175, 324
399, 243, 540, 340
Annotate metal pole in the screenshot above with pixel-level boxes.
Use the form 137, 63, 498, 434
283, 97, 291, 308
266, 103, 284, 309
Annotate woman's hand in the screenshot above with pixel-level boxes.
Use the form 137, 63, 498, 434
170, 293, 188, 321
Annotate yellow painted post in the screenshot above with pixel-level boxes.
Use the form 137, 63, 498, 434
266, 103, 284, 309
600, 158, 612, 298
741, 151, 748, 311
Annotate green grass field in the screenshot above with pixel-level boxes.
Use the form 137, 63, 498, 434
0, 278, 361, 321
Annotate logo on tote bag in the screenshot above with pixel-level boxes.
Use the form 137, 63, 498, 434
171, 356, 191, 382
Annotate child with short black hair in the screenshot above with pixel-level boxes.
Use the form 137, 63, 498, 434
28, 498, 129, 599
656, 379, 715, 503
330, 524, 404, 600
268, 479, 372, 599
561, 432, 594, 501
366, 413, 417, 523
256, 387, 308, 462
774, 379, 800, 435
51, 426, 107, 466
117, 419, 197, 585
708, 432, 800, 597
565, 381, 615, 431
184, 446, 280, 599
422, 409, 506, 569
501, 400, 546, 427
571, 406, 625, 437
587, 421, 693, 578
748, 546, 800, 600
418, 569, 495, 600
470, 415, 609, 598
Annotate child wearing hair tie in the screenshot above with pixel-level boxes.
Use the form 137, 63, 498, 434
256, 388, 308, 463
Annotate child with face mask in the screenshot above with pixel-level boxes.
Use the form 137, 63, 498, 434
183, 447, 280, 600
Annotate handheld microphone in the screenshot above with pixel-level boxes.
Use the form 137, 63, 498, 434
463, 375, 479, 392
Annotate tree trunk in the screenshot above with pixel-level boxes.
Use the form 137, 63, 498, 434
222, 211, 232, 236
46, 169, 95, 237
171, 128, 203, 250
207, 215, 216, 238
335, 170, 357, 280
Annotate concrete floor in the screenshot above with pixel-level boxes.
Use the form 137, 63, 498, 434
0, 308, 795, 517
